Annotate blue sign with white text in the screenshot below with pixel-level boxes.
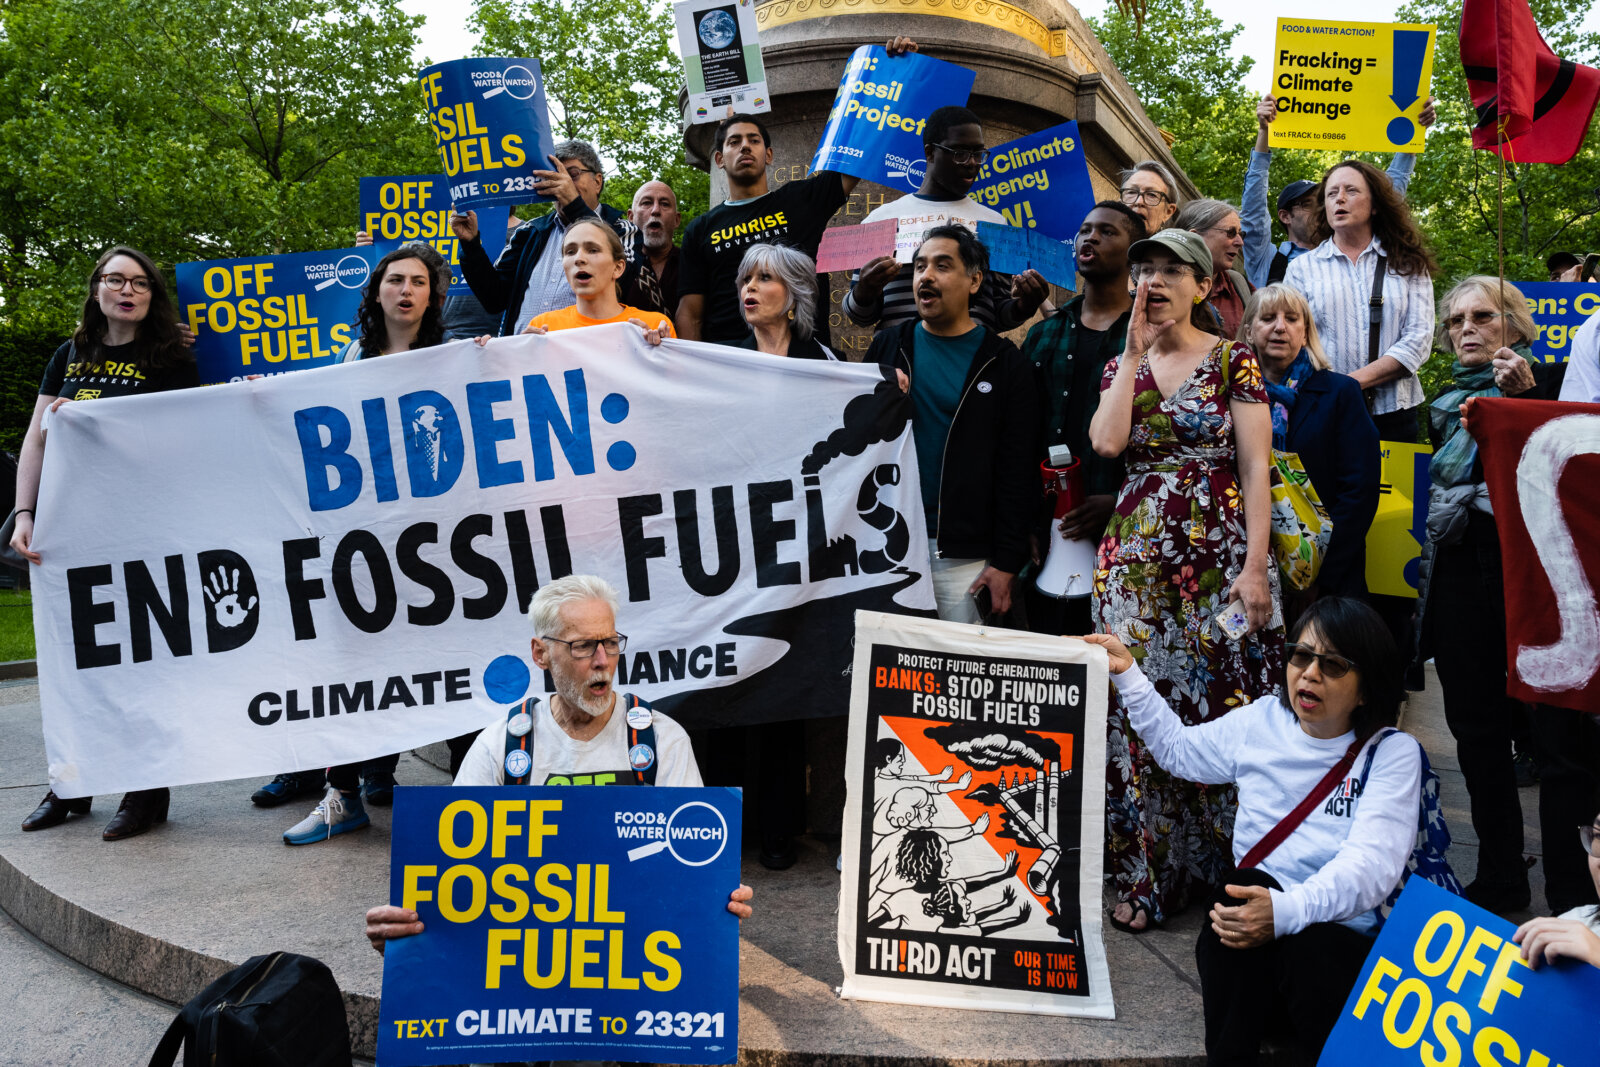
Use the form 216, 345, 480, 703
176, 246, 378, 384
377, 785, 742, 1066
359, 175, 511, 294
1511, 282, 1600, 363
1319, 877, 1600, 1067
968, 122, 1097, 243
417, 58, 560, 210
810, 46, 974, 194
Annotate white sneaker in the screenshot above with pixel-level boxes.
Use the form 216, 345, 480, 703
283, 786, 369, 845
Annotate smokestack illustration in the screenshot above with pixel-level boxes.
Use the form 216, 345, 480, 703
1034, 767, 1046, 824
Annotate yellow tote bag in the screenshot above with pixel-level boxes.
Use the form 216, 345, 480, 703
1270, 449, 1333, 591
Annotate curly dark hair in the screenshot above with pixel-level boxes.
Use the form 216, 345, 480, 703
895, 829, 947, 892
1309, 159, 1438, 279
355, 243, 451, 356
72, 246, 190, 372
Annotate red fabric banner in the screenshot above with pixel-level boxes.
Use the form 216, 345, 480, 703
1469, 398, 1600, 713
1461, 0, 1600, 164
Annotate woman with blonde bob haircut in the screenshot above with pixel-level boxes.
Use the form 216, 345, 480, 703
1239, 283, 1379, 603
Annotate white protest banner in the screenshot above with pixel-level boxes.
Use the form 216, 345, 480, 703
675, 0, 770, 123
32, 328, 933, 798
838, 611, 1114, 1018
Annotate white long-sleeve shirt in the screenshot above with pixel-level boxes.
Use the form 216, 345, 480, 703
1112, 664, 1420, 937
1558, 309, 1600, 403
1283, 235, 1435, 416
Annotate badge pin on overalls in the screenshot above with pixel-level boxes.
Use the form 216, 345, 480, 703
626, 705, 652, 729
507, 712, 533, 737
628, 744, 656, 771
504, 748, 533, 778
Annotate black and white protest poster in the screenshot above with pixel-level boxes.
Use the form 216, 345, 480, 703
30, 328, 932, 798
674, 0, 770, 123
838, 612, 1114, 1018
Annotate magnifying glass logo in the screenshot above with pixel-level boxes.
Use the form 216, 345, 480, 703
314, 254, 371, 291
626, 801, 728, 866
482, 64, 539, 101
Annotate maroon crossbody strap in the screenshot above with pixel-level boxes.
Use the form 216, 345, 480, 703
1237, 735, 1367, 870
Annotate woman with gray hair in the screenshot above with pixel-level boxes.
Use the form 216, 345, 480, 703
732, 243, 838, 360
1176, 198, 1250, 339
1119, 160, 1182, 233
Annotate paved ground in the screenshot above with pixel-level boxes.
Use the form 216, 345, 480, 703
0, 666, 1557, 1066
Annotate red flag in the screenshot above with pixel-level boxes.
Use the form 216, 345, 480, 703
1461, 0, 1600, 164
1469, 398, 1600, 713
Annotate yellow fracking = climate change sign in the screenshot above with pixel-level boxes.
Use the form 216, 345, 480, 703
1269, 18, 1437, 154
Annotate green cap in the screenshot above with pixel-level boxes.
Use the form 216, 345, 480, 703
1128, 227, 1213, 279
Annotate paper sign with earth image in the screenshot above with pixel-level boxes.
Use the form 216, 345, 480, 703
675, 0, 770, 123
838, 612, 1115, 1018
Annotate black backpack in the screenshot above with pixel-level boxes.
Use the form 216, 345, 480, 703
148, 951, 353, 1067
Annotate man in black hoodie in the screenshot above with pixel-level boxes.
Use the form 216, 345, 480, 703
868, 224, 1038, 623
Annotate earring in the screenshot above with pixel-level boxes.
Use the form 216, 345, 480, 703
1193, 295, 1203, 304
788, 308, 795, 320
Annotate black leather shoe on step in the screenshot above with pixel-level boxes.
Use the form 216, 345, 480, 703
21, 791, 91, 831
102, 788, 170, 841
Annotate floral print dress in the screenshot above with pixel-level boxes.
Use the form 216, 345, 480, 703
1094, 338, 1285, 923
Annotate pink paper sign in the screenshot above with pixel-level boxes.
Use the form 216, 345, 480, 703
814, 219, 898, 273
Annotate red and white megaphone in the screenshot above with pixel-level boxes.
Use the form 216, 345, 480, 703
1036, 445, 1098, 600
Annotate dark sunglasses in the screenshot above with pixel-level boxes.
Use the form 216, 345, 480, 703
1286, 643, 1355, 679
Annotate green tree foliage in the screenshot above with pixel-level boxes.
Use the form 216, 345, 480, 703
0, 0, 438, 335
470, 0, 709, 221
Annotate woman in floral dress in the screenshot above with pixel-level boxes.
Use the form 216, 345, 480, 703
1088, 228, 1284, 932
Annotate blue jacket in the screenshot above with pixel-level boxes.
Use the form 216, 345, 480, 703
1282, 368, 1380, 597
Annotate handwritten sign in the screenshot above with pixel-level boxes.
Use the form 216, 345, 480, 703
417, 58, 559, 209
811, 46, 974, 194
816, 219, 898, 273
1269, 19, 1436, 153
968, 123, 1096, 243
359, 175, 510, 294
973, 223, 1075, 288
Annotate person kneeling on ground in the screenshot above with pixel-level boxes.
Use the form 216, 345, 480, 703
1082, 596, 1421, 1065
365, 574, 752, 952
1514, 809, 1600, 971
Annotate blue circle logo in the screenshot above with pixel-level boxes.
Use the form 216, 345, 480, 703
504, 749, 532, 779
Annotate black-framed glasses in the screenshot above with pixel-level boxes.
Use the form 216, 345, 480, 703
97, 272, 152, 293
932, 143, 989, 166
1286, 643, 1356, 679
1121, 187, 1171, 207
542, 633, 627, 659
1581, 825, 1600, 859
1445, 310, 1502, 332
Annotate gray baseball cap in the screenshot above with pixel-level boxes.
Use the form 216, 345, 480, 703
1128, 227, 1214, 278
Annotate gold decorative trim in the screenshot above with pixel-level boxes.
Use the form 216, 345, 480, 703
1048, 29, 1096, 73
757, 0, 1054, 55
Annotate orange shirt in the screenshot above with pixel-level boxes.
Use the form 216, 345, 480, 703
528, 304, 676, 337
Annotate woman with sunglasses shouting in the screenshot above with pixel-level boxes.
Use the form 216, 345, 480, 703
14, 246, 198, 840
1083, 596, 1422, 1064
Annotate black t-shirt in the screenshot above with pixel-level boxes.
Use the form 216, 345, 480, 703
679, 172, 848, 343
39, 340, 200, 401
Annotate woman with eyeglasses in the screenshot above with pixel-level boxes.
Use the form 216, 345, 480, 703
14, 246, 199, 841
1090, 229, 1284, 934
1414, 276, 1559, 916
1514, 812, 1600, 971
1083, 595, 1422, 1063
1175, 199, 1251, 339
1118, 161, 1182, 233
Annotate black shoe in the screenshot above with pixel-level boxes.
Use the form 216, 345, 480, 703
102, 789, 170, 841
1463, 878, 1532, 915
21, 791, 91, 831
361, 770, 397, 807
251, 771, 321, 808
1512, 748, 1540, 788
759, 836, 798, 870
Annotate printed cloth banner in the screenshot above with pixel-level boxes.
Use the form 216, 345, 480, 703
968, 122, 1097, 243
1366, 442, 1431, 599
1513, 282, 1600, 362
1319, 877, 1600, 1065
30, 327, 934, 799
811, 46, 975, 194
378, 785, 742, 1066
418, 58, 559, 210
1469, 397, 1600, 713
838, 612, 1114, 1018
675, 0, 770, 124
177, 247, 378, 384
1269, 19, 1436, 152
360, 175, 512, 295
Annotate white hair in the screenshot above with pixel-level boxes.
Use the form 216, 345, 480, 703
528, 574, 620, 638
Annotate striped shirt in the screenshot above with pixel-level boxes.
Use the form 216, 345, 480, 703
1283, 236, 1434, 415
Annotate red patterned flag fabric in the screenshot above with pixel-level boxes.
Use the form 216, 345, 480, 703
1461, 0, 1600, 163
1469, 398, 1600, 713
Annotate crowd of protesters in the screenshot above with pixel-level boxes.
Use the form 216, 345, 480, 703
10, 34, 1600, 1065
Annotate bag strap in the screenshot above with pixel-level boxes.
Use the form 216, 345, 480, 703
146, 1014, 188, 1067
1238, 733, 1369, 869
503, 697, 538, 785
1357, 728, 1399, 791
625, 694, 659, 786
1366, 254, 1388, 365
1268, 250, 1289, 285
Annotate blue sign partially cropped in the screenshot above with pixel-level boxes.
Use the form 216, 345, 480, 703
377, 785, 743, 1067
1319, 877, 1600, 1067
417, 58, 560, 210
1512, 281, 1600, 363
810, 46, 974, 194
176, 246, 377, 384
968, 122, 1097, 243
359, 175, 511, 294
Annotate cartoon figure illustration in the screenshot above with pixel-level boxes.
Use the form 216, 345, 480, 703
874, 738, 971, 793
925, 881, 1032, 936
868, 830, 1023, 933
868, 785, 989, 912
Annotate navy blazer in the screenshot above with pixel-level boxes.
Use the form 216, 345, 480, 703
1282, 368, 1380, 598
